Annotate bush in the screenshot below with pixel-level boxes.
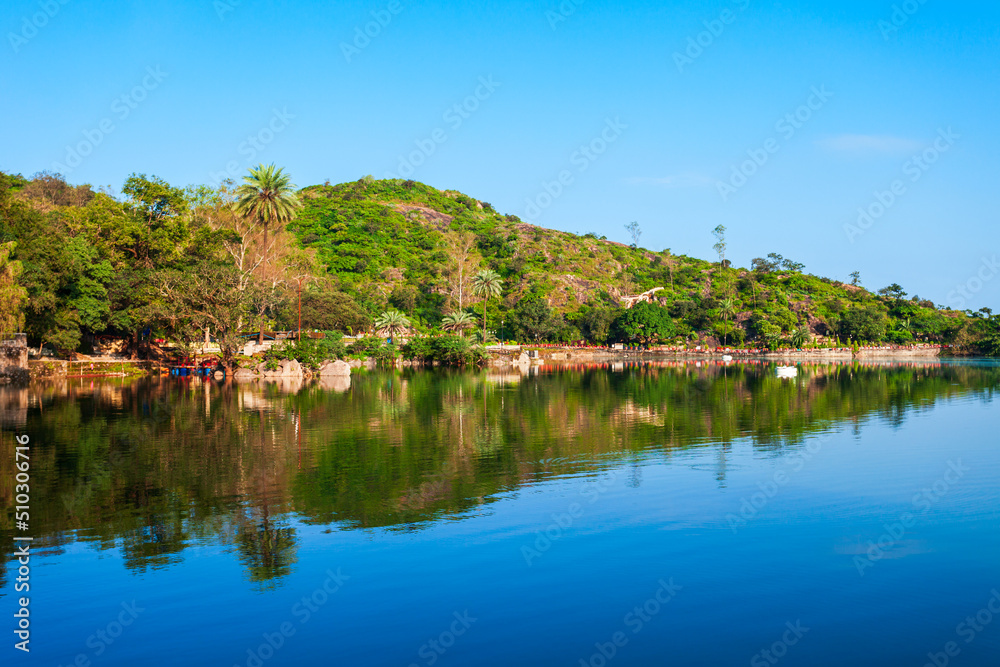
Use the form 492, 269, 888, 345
401, 334, 486, 367
264, 333, 346, 370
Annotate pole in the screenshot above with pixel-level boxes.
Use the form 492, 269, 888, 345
297, 278, 302, 342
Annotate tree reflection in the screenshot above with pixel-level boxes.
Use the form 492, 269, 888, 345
1, 361, 998, 589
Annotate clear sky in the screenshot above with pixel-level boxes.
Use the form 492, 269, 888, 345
2, 0, 998, 309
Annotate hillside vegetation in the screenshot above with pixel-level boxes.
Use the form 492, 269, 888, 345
288, 177, 992, 350
1, 170, 997, 360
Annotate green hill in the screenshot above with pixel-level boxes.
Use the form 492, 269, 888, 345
287, 177, 978, 348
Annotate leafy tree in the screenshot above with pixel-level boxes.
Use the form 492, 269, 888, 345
0, 241, 27, 332
849, 271, 861, 286
575, 305, 618, 344
389, 283, 419, 313
278, 290, 369, 334
839, 305, 889, 343
609, 302, 676, 345
878, 283, 907, 302
510, 297, 558, 342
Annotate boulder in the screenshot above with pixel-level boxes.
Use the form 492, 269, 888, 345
516, 352, 530, 365
348, 358, 363, 369
280, 359, 303, 377
233, 368, 257, 381
319, 360, 351, 377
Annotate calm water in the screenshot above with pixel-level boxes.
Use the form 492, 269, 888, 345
2, 361, 1000, 666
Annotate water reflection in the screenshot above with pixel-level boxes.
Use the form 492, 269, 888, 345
1, 360, 998, 590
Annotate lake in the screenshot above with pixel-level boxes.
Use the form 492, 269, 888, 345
2, 360, 999, 666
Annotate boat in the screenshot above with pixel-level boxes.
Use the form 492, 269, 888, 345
776, 366, 798, 379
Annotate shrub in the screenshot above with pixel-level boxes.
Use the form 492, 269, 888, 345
264, 333, 347, 370
401, 334, 486, 367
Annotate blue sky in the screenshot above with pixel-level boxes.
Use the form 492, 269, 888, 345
2, 0, 998, 309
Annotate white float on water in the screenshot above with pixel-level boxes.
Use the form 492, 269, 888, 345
722, 355, 733, 361
776, 366, 798, 379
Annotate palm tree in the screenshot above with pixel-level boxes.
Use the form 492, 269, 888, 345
375, 309, 410, 342
442, 311, 477, 337
791, 325, 811, 348
718, 298, 736, 346
234, 164, 302, 344
471, 270, 503, 343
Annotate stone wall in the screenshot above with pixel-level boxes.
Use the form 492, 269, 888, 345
0, 334, 29, 384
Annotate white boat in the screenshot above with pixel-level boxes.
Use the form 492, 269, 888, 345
722, 355, 733, 361
776, 366, 798, 379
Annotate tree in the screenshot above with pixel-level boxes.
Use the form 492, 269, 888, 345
609, 302, 676, 345
718, 297, 736, 346
153, 261, 251, 369
510, 297, 558, 342
712, 225, 727, 266
471, 269, 502, 343
849, 271, 861, 286
234, 164, 302, 343
839, 305, 889, 343
279, 290, 369, 333
791, 325, 811, 348
0, 241, 27, 333
878, 283, 907, 302
375, 309, 410, 341
445, 231, 479, 312
625, 221, 642, 248
442, 311, 476, 337
389, 283, 419, 313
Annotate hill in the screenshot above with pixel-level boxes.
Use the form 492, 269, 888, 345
287, 177, 979, 349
